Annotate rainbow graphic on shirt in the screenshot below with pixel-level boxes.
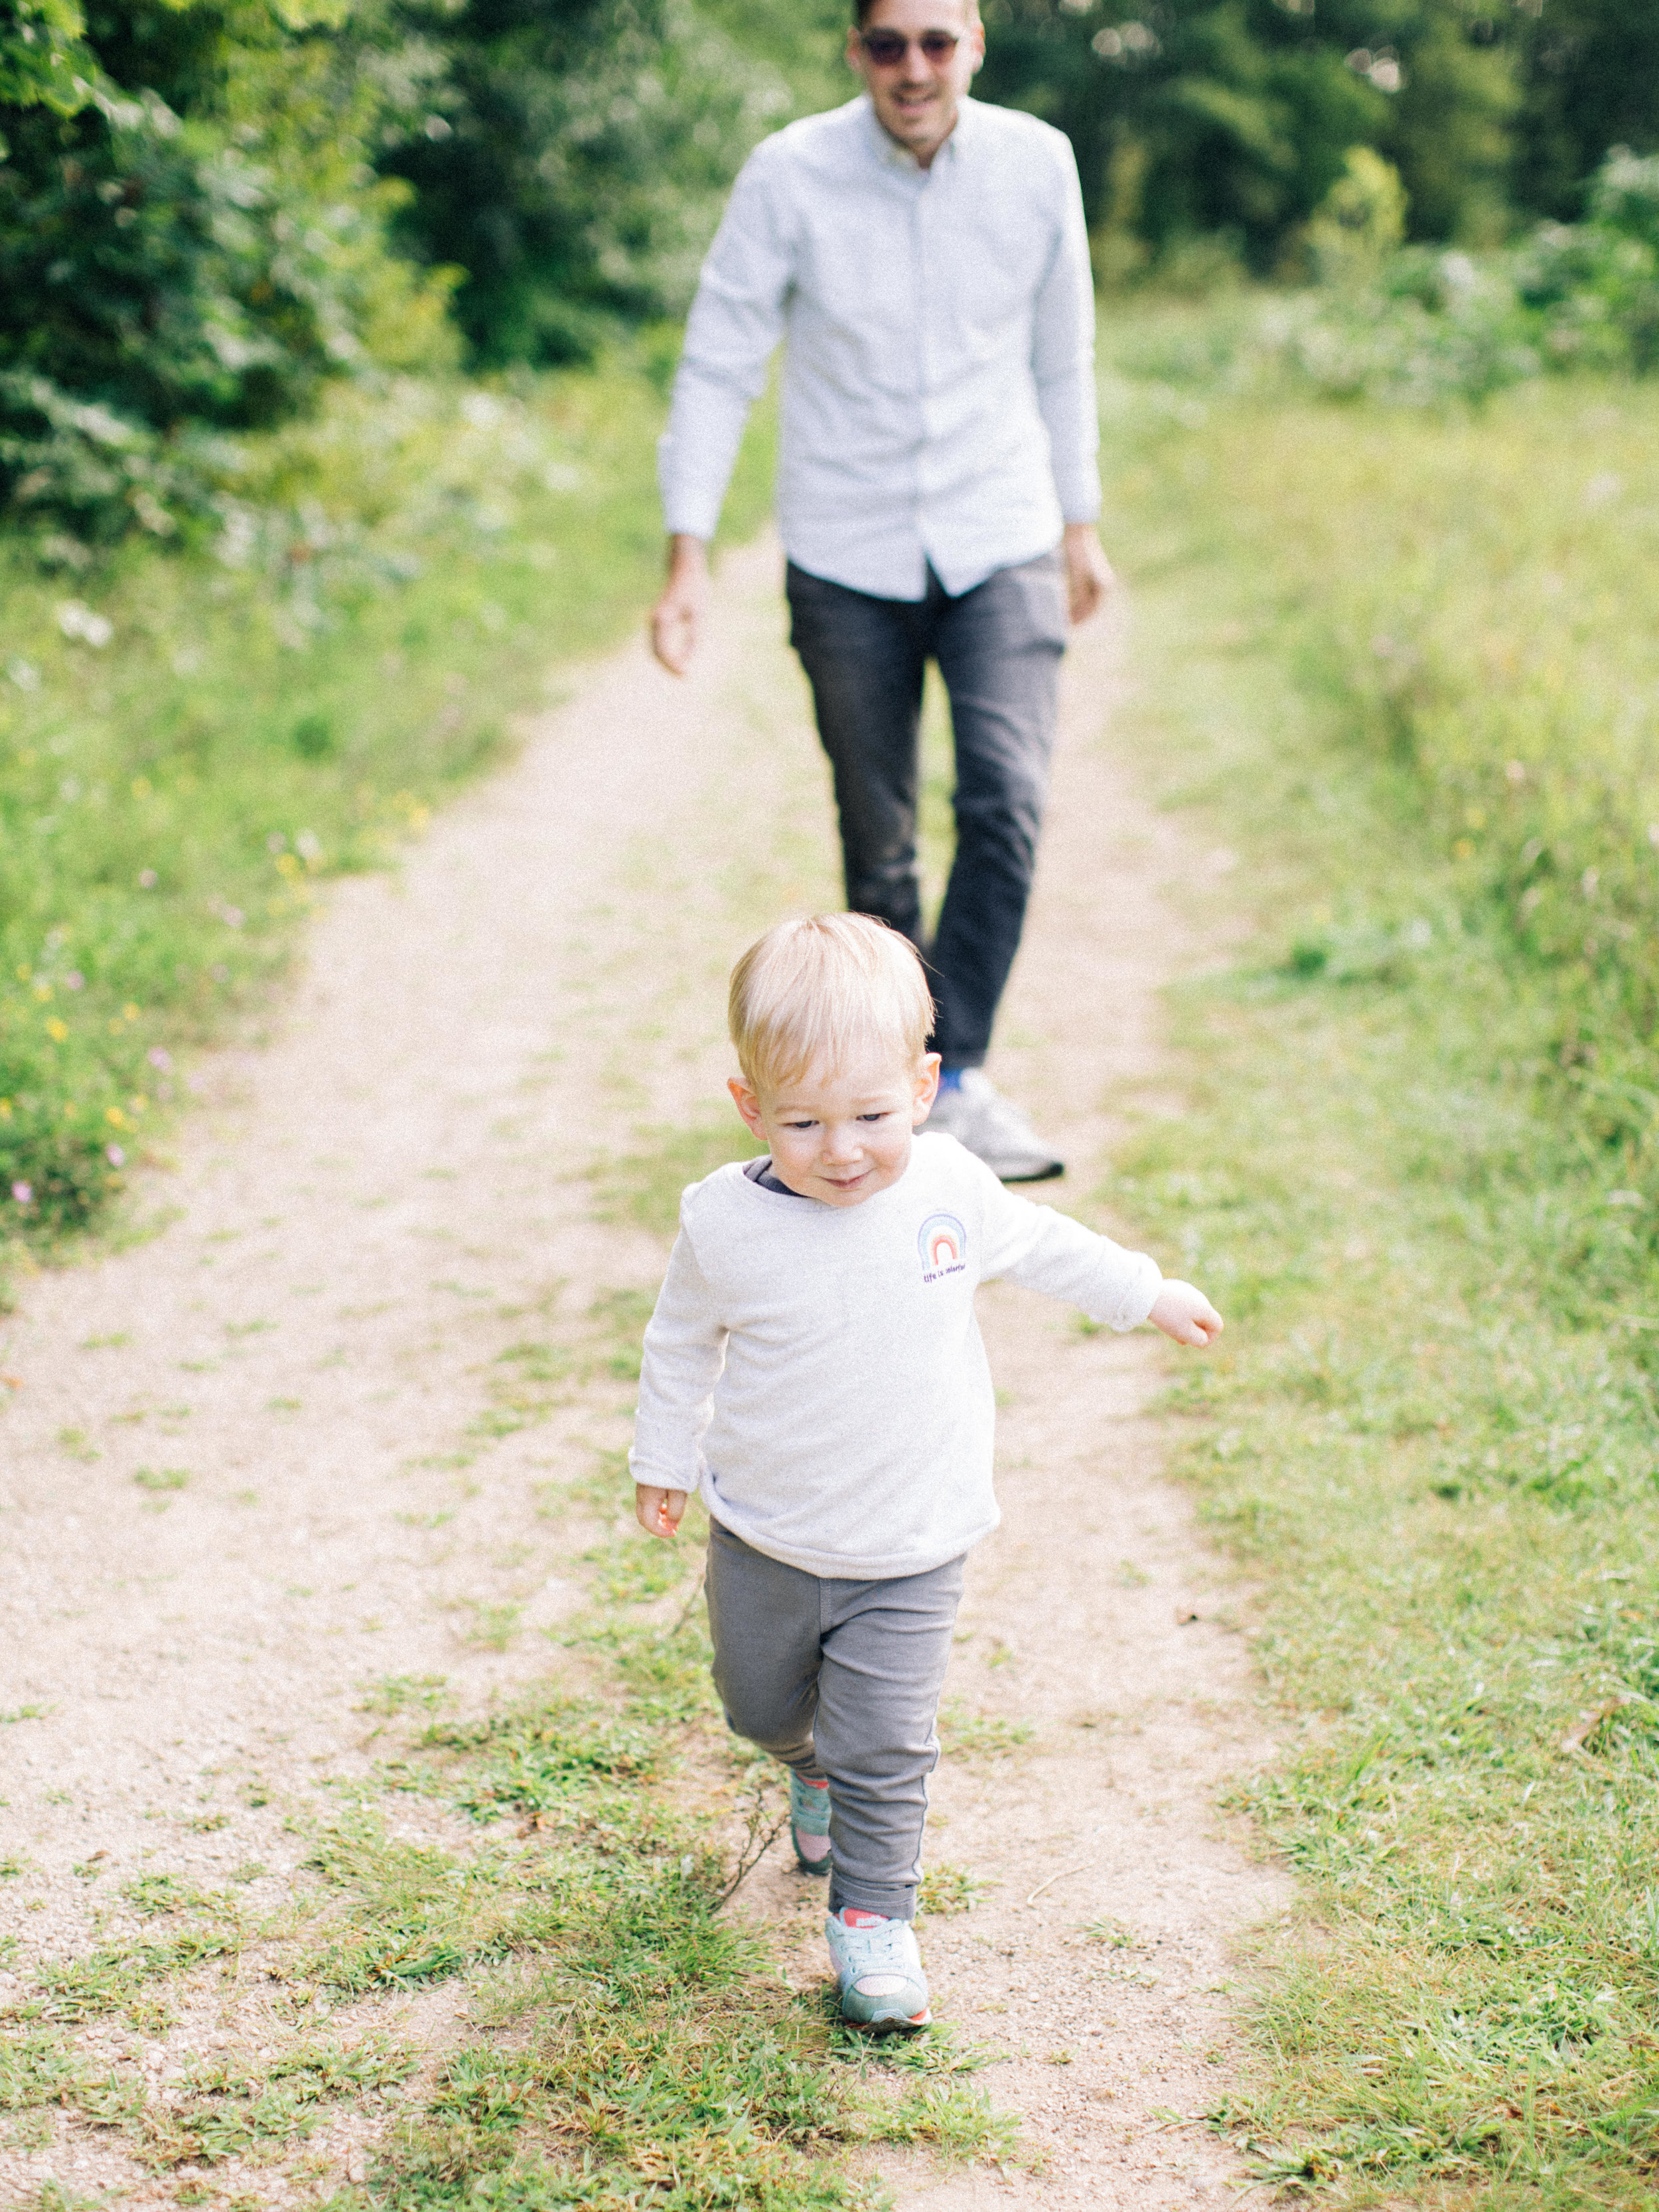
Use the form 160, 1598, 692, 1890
917, 1211, 968, 1278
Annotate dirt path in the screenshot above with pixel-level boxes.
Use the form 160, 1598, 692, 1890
0, 536, 1287, 2207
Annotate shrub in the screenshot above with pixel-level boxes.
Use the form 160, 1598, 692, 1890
0, 0, 457, 546
378, 0, 791, 366
1273, 146, 1659, 405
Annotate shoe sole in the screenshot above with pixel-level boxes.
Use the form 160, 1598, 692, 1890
842, 2003, 931, 2033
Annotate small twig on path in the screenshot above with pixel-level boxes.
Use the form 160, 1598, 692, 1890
716, 1779, 790, 1909
1025, 1860, 1090, 1907
670, 1566, 707, 1637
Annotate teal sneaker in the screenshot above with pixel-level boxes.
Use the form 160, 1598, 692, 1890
825, 1907, 930, 2029
789, 1772, 832, 1877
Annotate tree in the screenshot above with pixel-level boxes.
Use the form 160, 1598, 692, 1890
1512, 0, 1659, 220
0, 0, 453, 539
0, 0, 102, 137
972, 0, 1573, 270
377, 0, 790, 366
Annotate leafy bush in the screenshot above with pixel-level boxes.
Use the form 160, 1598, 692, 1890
378, 0, 792, 366
1265, 147, 1659, 406
0, 0, 457, 545
0, 0, 102, 127
1516, 145, 1659, 372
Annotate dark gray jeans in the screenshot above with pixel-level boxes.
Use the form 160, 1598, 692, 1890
705, 1517, 965, 1921
786, 551, 1068, 1070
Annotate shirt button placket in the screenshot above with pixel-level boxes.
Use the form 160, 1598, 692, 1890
913, 179, 930, 574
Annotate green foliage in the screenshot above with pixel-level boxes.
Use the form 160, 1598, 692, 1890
7, 0, 1659, 520
699, 0, 847, 118
1512, 0, 1659, 222
378, 0, 794, 366
1112, 148, 1659, 407
1101, 311, 1659, 2201
981, 0, 1656, 277
980, 0, 1514, 271
0, 0, 457, 542
1307, 146, 1409, 283
0, 0, 102, 130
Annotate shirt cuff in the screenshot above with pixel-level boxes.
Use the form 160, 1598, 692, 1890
658, 435, 725, 542
1054, 460, 1103, 526
1108, 1254, 1163, 1332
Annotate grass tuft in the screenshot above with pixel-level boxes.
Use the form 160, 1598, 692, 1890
591, 1118, 764, 1239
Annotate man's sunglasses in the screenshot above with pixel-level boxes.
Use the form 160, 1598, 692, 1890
859, 28, 962, 66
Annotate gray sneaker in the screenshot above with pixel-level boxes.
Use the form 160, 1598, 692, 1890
924, 1070, 1064, 1183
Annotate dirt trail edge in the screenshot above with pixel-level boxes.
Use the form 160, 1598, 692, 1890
1, 534, 1289, 2209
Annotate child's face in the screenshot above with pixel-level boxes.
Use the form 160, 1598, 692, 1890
729, 1051, 941, 1208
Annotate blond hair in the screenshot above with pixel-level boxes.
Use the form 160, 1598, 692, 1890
729, 914, 934, 1098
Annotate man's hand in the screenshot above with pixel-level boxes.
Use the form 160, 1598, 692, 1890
1062, 522, 1115, 626
650, 534, 709, 674
636, 1483, 687, 1539
1149, 1281, 1224, 1349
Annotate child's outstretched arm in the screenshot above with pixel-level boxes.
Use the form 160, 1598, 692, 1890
1149, 1280, 1224, 1347
971, 1161, 1223, 1345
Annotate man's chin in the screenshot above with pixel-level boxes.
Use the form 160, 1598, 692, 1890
879, 99, 949, 146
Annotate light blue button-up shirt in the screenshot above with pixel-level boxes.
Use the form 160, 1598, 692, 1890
658, 94, 1100, 603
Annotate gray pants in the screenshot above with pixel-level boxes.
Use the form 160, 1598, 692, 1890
786, 552, 1068, 1070
705, 1517, 964, 1921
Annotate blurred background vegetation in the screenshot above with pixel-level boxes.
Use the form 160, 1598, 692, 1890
2, 0, 1656, 550
2, 0, 1657, 1226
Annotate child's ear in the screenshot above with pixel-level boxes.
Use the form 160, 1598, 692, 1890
912, 1053, 942, 1124
729, 1075, 768, 1140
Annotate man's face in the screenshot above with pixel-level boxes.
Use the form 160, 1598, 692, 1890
847, 0, 983, 167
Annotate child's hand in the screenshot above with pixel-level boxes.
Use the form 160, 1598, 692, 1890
635, 1484, 687, 1540
1149, 1281, 1224, 1349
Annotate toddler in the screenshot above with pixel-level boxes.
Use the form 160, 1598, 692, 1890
630, 913, 1222, 2030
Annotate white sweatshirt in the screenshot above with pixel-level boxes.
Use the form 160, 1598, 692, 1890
628, 1132, 1161, 1579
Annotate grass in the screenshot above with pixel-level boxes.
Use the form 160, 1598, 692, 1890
0, 350, 775, 1252
592, 1118, 765, 1240
1, 1266, 1013, 2207
3, 1585, 1017, 2204
1096, 314, 1659, 2205
916, 1865, 987, 1920
935, 1704, 1033, 1763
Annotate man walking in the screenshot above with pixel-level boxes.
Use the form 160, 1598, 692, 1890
652, 0, 1112, 1181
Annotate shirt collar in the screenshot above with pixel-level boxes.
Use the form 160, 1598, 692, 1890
857, 90, 979, 175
